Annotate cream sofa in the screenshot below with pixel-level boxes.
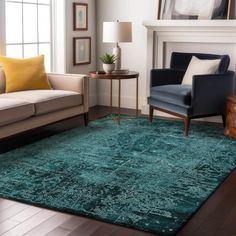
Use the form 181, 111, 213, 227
0, 68, 89, 139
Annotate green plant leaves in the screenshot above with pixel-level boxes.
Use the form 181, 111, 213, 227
100, 53, 116, 64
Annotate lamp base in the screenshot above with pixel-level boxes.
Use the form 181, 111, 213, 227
113, 44, 121, 70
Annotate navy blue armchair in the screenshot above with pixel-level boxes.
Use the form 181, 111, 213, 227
148, 52, 235, 136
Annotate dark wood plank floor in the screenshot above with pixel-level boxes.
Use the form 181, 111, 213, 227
0, 106, 236, 236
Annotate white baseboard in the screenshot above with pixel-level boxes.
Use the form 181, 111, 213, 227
141, 104, 176, 118
141, 104, 222, 123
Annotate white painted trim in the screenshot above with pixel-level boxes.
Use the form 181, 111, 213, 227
0, 0, 6, 55
143, 20, 236, 31
145, 30, 155, 106
142, 104, 222, 123
52, 0, 66, 73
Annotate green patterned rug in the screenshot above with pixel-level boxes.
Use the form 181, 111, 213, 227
0, 117, 236, 235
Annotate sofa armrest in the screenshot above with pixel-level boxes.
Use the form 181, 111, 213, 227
192, 71, 235, 115
47, 73, 89, 113
151, 69, 185, 87
47, 73, 86, 93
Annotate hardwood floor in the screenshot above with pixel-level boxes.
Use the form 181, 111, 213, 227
0, 200, 154, 236
0, 106, 236, 236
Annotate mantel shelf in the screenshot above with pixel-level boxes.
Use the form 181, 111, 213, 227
143, 20, 236, 32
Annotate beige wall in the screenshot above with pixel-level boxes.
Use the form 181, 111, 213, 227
96, 0, 157, 108
65, 0, 97, 107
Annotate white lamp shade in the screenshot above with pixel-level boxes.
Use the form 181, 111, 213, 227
103, 22, 132, 43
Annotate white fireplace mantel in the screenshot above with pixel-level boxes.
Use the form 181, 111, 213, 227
143, 20, 236, 32
142, 20, 236, 116
143, 20, 236, 69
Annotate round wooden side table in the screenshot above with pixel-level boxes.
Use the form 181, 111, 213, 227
89, 71, 139, 124
224, 96, 236, 139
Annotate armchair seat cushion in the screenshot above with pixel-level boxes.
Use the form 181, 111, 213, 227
0, 90, 82, 115
151, 85, 192, 106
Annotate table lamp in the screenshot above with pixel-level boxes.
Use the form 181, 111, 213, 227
103, 21, 132, 71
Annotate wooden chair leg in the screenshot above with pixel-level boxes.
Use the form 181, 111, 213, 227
222, 114, 226, 128
149, 106, 154, 123
83, 112, 89, 126
184, 117, 191, 136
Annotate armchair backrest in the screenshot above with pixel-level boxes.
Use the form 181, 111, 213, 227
170, 52, 230, 74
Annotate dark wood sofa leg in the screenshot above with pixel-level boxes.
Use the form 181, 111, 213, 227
184, 117, 191, 136
222, 114, 226, 128
83, 112, 89, 126
149, 106, 154, 123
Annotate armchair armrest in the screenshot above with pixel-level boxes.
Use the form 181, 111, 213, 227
192, 71, 235, 115
151, 69, 185, 87
47, 73, 89, 112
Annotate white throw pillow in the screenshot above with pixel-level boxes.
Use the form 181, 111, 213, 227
182, 56, 221, 85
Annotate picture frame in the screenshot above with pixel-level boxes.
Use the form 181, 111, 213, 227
73, 37, 91, 65
73, 3, 88, 31
157, 0, 162, 19
159, 0, 231, 20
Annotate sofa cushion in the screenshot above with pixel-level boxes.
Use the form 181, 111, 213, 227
0, 90, 83, 115
150, 85, 192, 106
0, 55, 52, 93
0, 99, 35, 126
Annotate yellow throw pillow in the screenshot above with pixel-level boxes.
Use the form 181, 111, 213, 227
0, 55, 51, 93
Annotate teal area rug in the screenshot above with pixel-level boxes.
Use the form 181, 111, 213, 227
0, 117, 236, 235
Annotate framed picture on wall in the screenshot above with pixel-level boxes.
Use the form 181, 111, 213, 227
159, 0, 231, 20
157, 0, 162, 19
73, 3, 88, 31
73, 37, 91, 65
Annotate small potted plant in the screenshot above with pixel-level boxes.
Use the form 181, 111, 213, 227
100, 53, 116, 74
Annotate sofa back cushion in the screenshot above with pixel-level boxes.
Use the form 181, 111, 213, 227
0, 67, 6, 94
170, 52, 230, 74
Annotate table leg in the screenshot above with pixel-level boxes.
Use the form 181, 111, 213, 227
136, 77, 139, 117
110, 78, 113, 115
96, 76, 99, 106
118, 79, 121, 125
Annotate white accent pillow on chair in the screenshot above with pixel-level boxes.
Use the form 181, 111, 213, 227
182, 56, 221, 85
